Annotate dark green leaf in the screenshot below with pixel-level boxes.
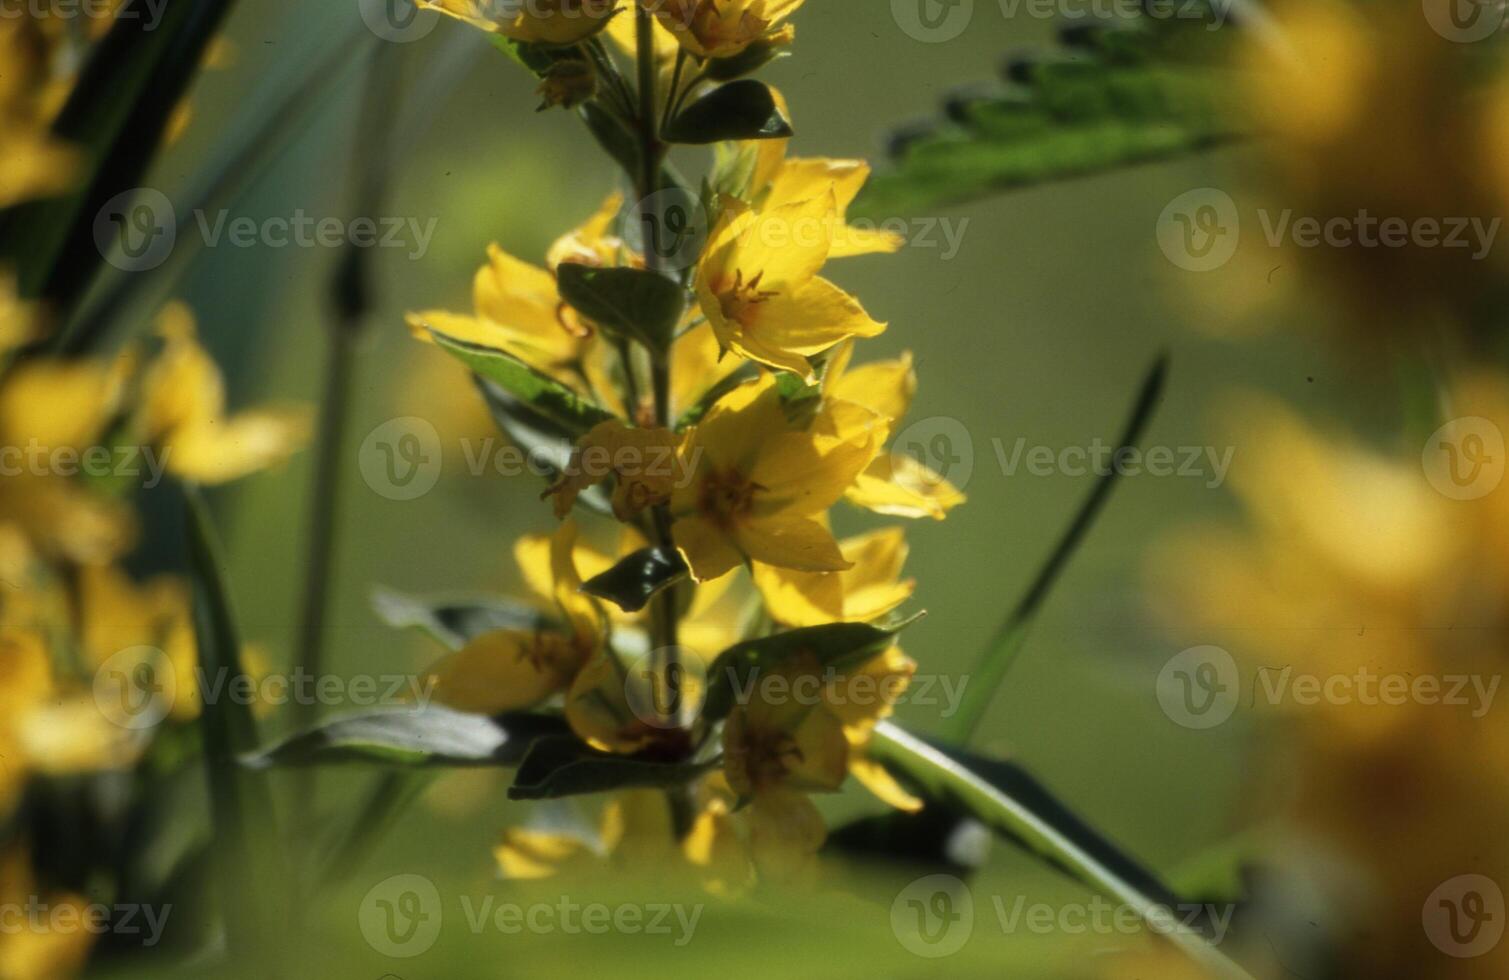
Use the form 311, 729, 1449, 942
579, 546, 687, 613
508, 735, 713, 800
706, 43, 788, 81
579, 101, 640, 175
704, 613, 924, 721
867, 723, 1251, 979
243, 708, 569, 769
371, 586, 556, 652
428, 328, 614, 435
556, 263, 688, 354
942, 354, 1167, 742
472, 377, 616, 516
664, 79, 793, 144
183, 483, 284, 955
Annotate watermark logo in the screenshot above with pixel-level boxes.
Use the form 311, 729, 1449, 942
1423, 0, 1508, 42
361, 874, 443, 958
1157, 188, 1240, 273
891, 874, 974, 957
892, 0, 975, 42
629, 188, 709, 274
1423, 417, 1505, 501
624, 646, 708, 730
360, 417, 444, 501
358, 0, 440, 42
93, 646, 177, 731
95, 188, 176, 273
1156, 645, 1239, 730
892, 415, 974, 491
1423, 875, 1504, 958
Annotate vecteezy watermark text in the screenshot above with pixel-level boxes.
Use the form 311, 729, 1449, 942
95, 188, 439, 272
358, 874, 702, 958
0, 900, 171, 948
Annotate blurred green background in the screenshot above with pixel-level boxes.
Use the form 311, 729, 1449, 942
90, 2, 1373, 976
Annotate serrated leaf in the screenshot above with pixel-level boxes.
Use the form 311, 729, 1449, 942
557, 263, 687, 354
243, 708, 569, 769
867, 723, 1252, 980
855, 5, 1245, 216
664, 79, 793, 144
429, 329, 614, 435
704, 614, 924, 721
508, 735, 712, 800
579, 546, 687, 613
371, 586, 556, 652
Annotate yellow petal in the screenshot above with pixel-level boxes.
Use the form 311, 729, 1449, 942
846, 452, 966, 520
162, 408, 309, 484
426, 630, 580, 714
736, 516, 850, 573
672, 513, 746, 582
494, 827, 593, 880
848, 753, 924, 813
828, 352, 916, 423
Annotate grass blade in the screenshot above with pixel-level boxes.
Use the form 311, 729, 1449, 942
942, 354, 1168, 743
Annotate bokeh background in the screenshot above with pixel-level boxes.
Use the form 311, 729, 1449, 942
84, 1, 1451, 976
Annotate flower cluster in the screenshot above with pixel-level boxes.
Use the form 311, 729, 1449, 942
406, 0, 964, 881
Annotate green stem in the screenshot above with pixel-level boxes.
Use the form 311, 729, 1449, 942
941, 355, 1168, 744
290, 43, 403, 842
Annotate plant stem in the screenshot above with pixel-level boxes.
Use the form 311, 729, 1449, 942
633, 5, 688, 780
290, 43, 403, 840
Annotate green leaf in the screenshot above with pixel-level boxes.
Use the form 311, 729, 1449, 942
854, 7, 1245, 216
428, 329, 615, 435
0, 0, 240, 321
556, 263, 688, 354
942, 354, 1167, 742
508, 735, 713, 800
472, 377, 617, 516
705, 43, 788, 81
867, 723, 1253, 980
664, 79, 793, 144
579, 546, 687, 613
704, 613, 924, 722
371, 587, 556, 652
243, 708, 570, 769
182, 483, 284, 956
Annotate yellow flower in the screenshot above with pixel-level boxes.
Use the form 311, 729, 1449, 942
669, 377, 882, 581
736, 105, 903, 259
545, 419, 683, 521
825, 342, 966, 520
426, 520, 604, 713
0, 848, 95, 980
652, 0, 804, 60
418, 0, 619, 46
408, 194, 628, 400
0, 18, 77, 209
696, 193, 885, 380
722, 661, 848, 874
752, 526, 914, 628
134, 303, 308, 484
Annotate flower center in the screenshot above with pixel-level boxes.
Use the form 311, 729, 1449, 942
699, 467, 760, 526
716, 269, 777, 327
